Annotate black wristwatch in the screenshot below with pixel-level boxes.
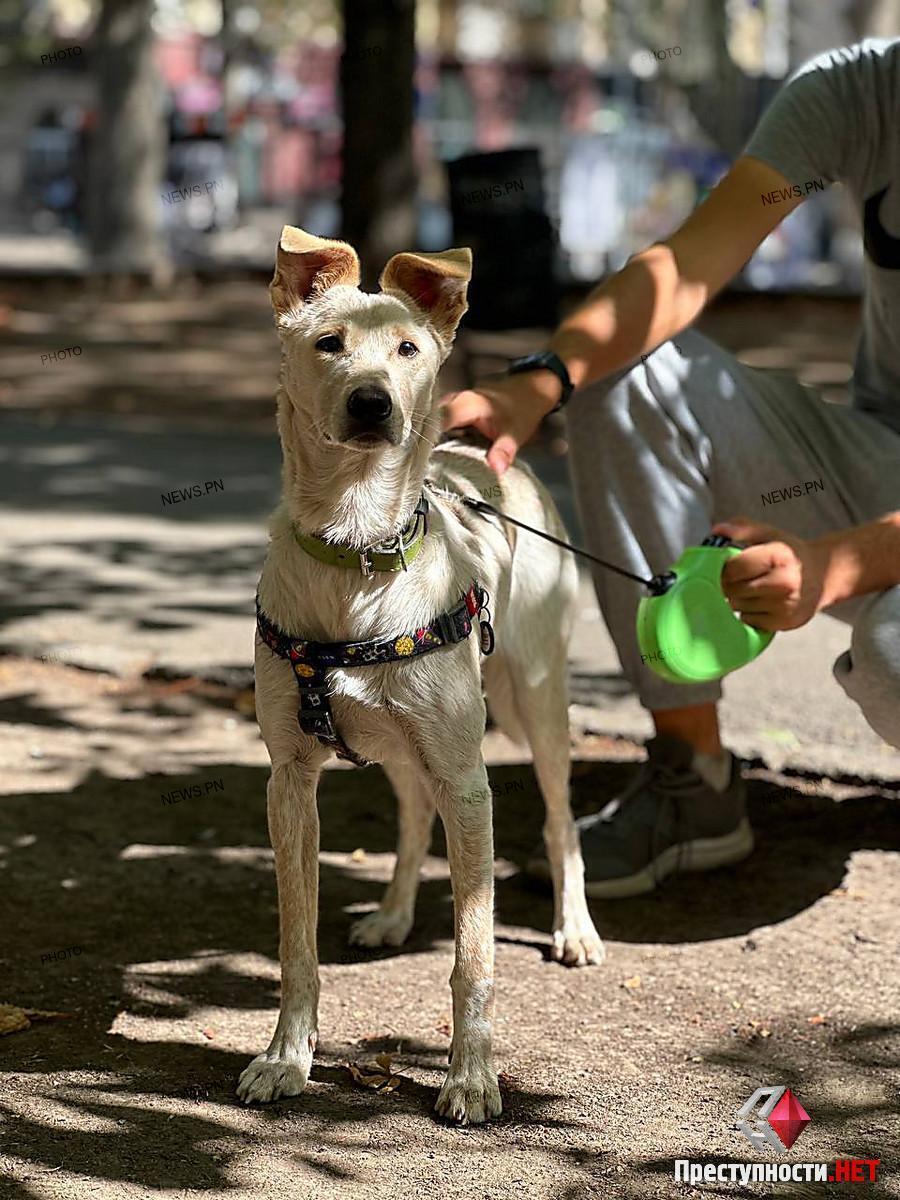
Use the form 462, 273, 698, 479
506, 351, 574, 413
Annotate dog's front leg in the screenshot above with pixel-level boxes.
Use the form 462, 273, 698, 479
238, 760, 321, 1104
433, 765, 502, 1125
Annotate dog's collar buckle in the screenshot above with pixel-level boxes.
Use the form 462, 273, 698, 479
296, 495, 430, 576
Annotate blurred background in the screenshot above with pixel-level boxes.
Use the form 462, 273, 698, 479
1, 0, 899, 782
1, 0, 895, 290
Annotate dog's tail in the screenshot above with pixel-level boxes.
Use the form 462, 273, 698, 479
483, 659, 529, 748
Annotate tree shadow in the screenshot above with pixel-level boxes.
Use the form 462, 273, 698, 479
1, 754, 897, 1196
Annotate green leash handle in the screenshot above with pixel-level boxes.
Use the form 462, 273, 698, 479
636, 536, 775, 684
457, 495, 773, 685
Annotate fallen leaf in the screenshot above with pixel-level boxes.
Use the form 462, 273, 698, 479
622, 975, 641, 990
345, 1054, 405, 1094
200, 1027, 216, 1040
807, 1014, 828, 1026
0, 1006, 30, 1035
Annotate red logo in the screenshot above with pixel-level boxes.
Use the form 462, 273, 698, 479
736, 1086, 811, 1152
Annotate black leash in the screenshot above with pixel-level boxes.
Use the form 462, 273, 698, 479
459, 495, 662, 589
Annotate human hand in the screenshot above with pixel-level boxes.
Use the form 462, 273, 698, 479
439, 369, 562, 477
712, 516, 831, 632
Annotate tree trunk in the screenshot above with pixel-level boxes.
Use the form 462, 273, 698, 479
88, 0, 170, 279
340, 0, 417, 288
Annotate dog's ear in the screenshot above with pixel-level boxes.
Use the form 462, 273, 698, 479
270, 226, 361, 315
379, 248, 472, 350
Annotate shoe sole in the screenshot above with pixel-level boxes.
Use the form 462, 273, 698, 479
579, 818, 755, 899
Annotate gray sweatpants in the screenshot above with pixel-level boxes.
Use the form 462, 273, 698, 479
565, 329, 900, 748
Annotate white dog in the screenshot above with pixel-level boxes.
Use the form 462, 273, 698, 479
237, 227, 603, 1125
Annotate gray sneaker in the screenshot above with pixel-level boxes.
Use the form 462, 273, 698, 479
528, 734, 753, 898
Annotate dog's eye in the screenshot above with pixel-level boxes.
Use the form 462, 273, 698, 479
315, 334, 343, 353
398, 341, 419, 358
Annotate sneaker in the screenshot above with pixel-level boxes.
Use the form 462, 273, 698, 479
527, 734, 753, 898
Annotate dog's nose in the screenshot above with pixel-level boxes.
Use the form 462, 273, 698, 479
346, 386, 392, 423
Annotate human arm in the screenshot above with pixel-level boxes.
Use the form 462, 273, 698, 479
714, 512, 900, 631
441, 154, 806, 474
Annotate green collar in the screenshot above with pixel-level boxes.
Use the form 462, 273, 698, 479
294, 495, 429, 577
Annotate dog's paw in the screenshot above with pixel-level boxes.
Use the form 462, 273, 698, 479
435, 1062, 502, 1125
236, 1043, 313, 1105
349, 909, 413, 948
551, 922, 606, 968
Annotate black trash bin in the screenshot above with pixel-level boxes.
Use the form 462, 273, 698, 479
447, 148, 558, 331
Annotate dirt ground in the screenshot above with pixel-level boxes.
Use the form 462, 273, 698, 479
1, 281, 898, 1199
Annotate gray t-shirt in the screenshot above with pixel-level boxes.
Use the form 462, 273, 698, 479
744, 38, 900, 432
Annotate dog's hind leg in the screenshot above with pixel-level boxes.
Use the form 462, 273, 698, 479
498, 653, 605, 967
237, 759, 322, 1103
349, 758, 435, 948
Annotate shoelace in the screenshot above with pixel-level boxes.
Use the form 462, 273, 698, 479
600, 759, 699, 886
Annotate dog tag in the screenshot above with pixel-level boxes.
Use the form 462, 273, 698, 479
479, 618, 495, 656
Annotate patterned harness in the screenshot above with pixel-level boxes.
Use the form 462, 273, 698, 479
256, 577, 495, 768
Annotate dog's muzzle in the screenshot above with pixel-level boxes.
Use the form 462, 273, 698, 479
339, 385, 402, 446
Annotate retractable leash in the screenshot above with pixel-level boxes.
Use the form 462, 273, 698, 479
459, 496, 774, 684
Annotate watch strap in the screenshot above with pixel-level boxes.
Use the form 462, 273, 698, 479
506, 351, 574, 412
